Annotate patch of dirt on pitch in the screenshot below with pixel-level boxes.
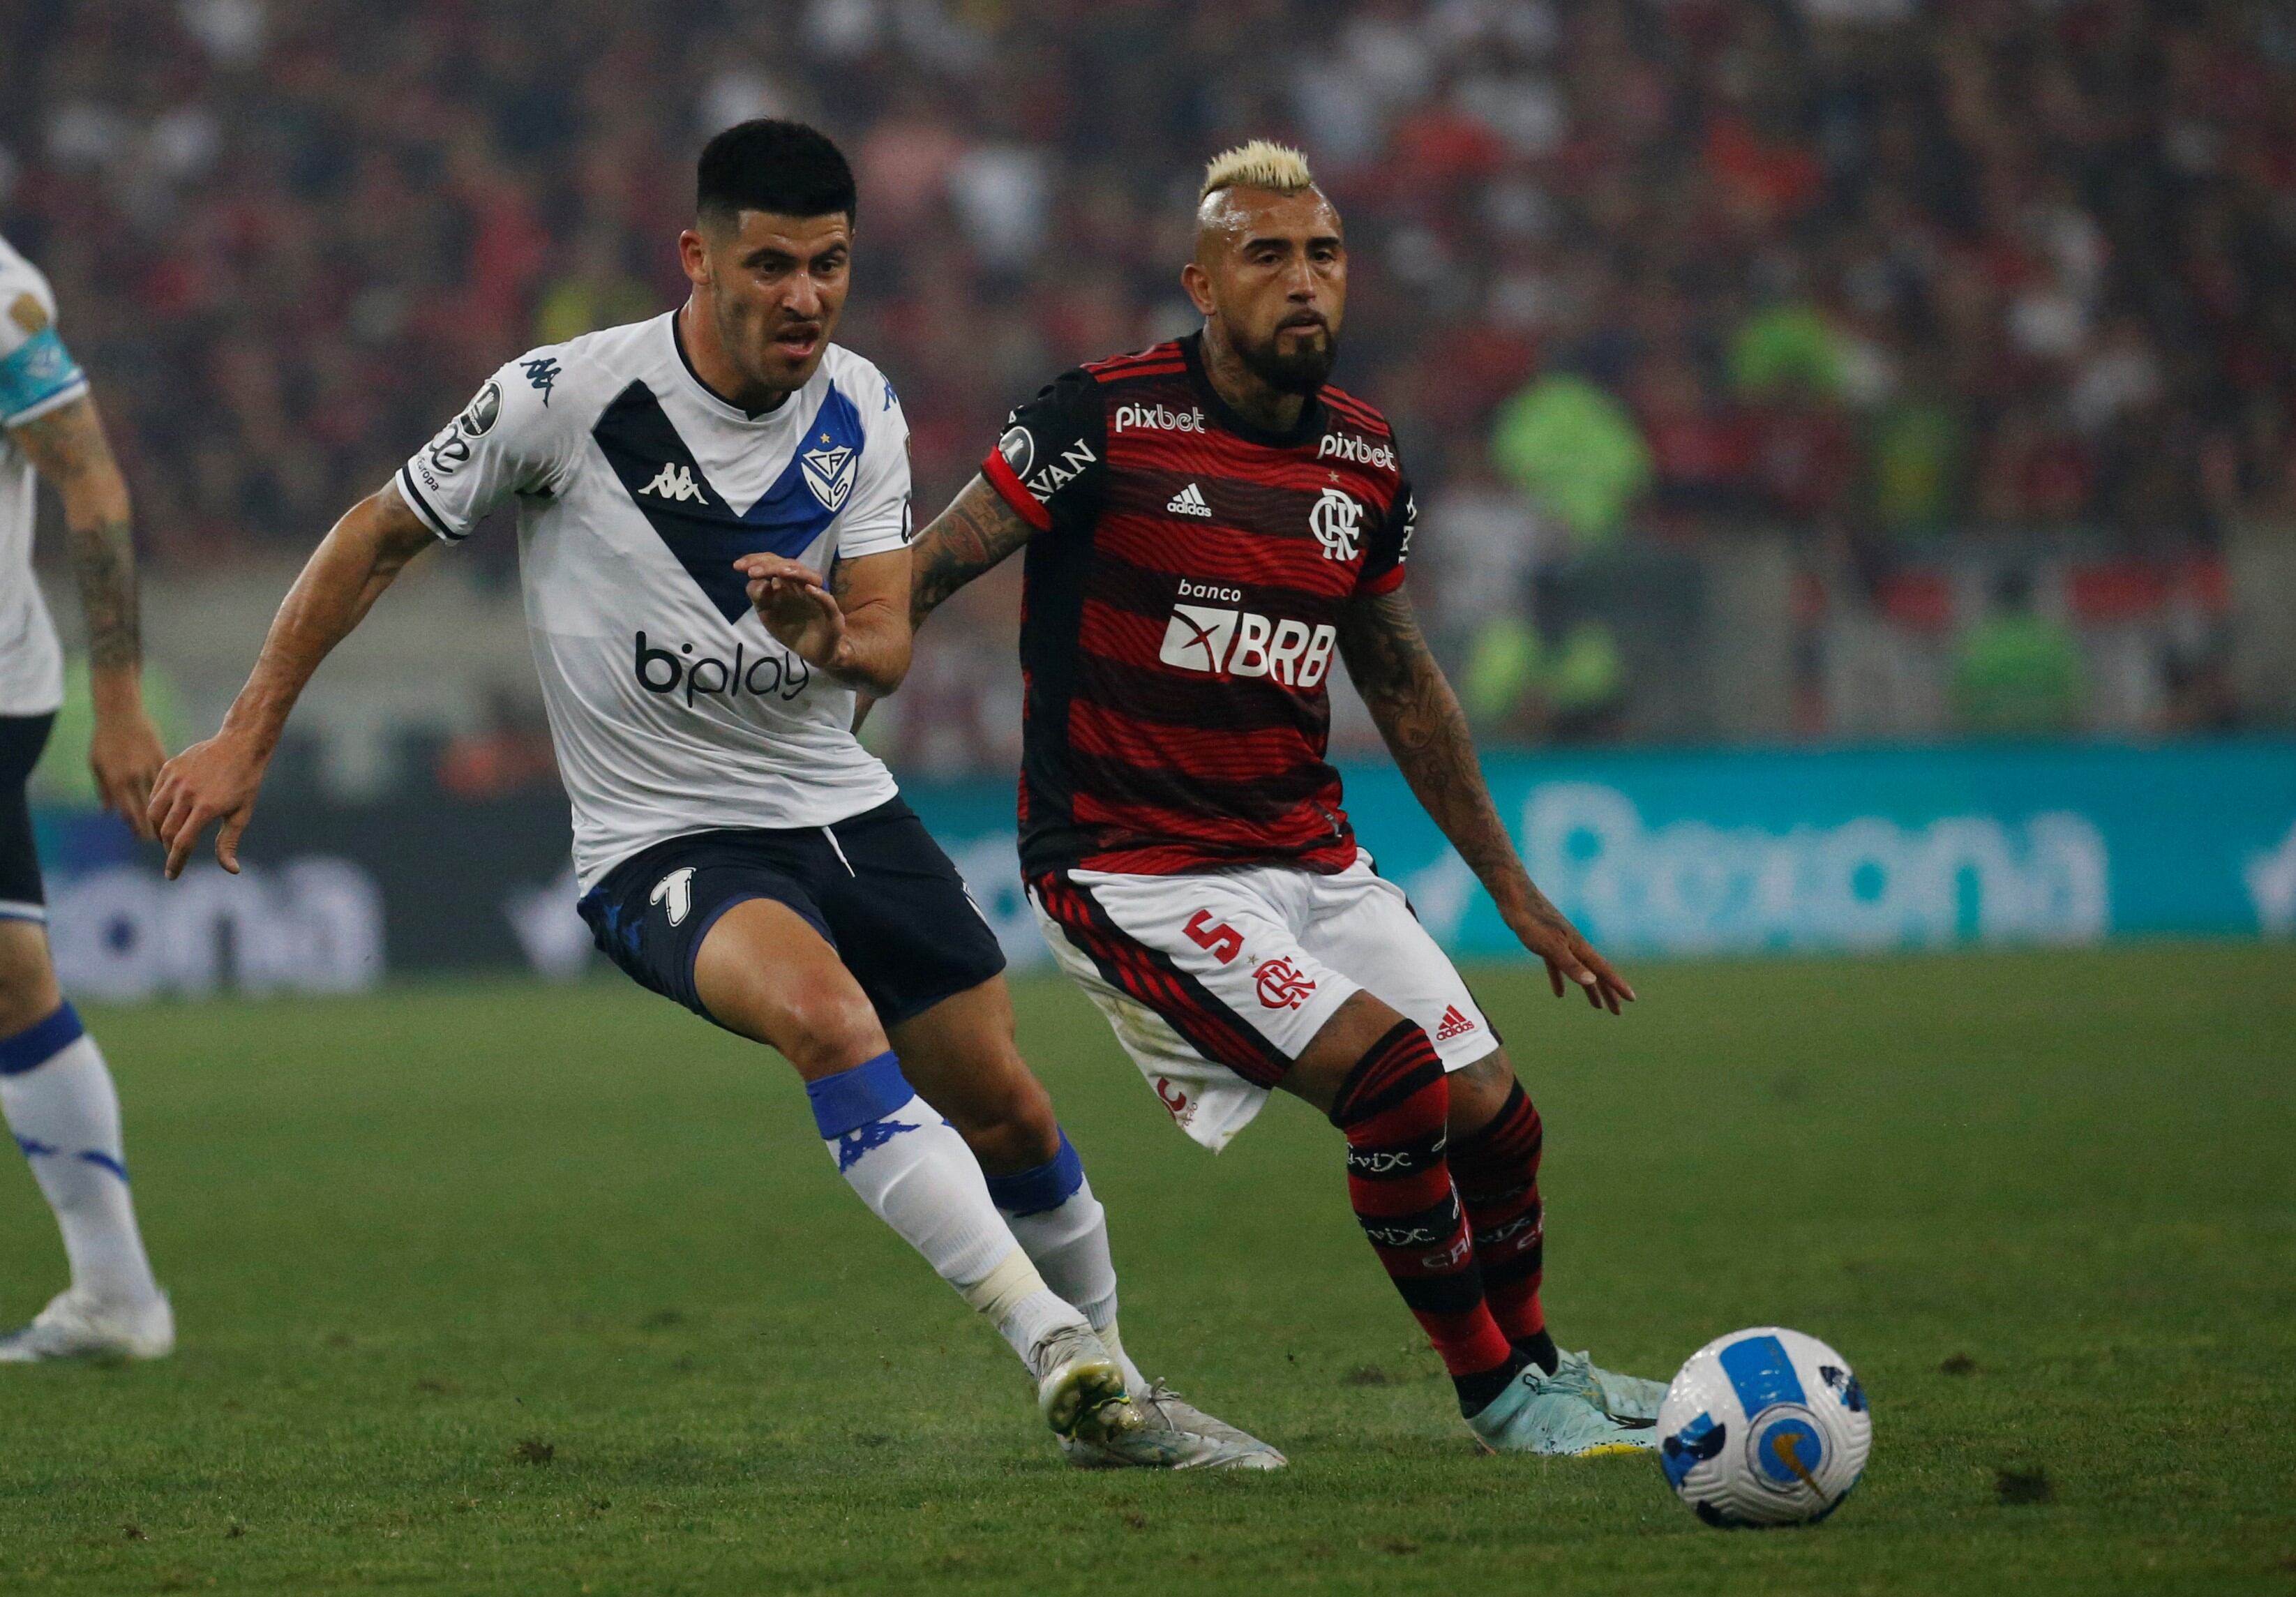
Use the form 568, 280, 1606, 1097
1342, 1365, 1393, 1386
1940, 1353, 1979, 1375
1995, 1465, 2053, 1506
512, 1437, 556, 1466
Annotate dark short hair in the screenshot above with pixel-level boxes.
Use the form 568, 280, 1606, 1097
696, 120, 857, 227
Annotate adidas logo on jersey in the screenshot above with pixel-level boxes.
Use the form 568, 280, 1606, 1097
1167, 483, 1213, 517
1435, 1005, 1478, 1042
640, 462, 707, 504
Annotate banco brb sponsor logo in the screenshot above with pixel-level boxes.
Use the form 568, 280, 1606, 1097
1157, 583, 1337, 689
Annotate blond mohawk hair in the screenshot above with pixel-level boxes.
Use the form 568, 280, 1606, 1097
1199, 140, 1315, 201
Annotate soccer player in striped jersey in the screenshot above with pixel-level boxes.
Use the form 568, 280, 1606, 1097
0, 230, 173, 1360
894, 142, 1665, 1455
149, 122, 1275, 1467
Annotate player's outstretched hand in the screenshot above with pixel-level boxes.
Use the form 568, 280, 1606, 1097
89, 705, 167, 842
737, 553, 846, 670
149, 734, 266, 880
1506, 899, 1637, 1015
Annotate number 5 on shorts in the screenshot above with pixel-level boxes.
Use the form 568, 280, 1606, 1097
1184, 909, 1243, 964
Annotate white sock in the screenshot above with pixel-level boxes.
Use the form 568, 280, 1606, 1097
0, 1007, 160, 1307
809, 1051, 1087, 1371
986, 1133, 1147, 1391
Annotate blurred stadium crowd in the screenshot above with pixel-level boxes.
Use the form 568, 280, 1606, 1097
3, 0, 2292, 774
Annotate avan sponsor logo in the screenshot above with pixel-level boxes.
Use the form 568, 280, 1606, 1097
998, 426, 1098, 505
1113, 403, 1206, 435
633, 630, 811, 705
1317, 431, 1397, 471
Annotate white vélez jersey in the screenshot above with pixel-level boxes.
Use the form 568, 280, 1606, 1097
0, 232, 90, 718
395, 313, 910, 890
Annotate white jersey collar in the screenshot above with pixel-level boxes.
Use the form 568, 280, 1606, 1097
663, 308, 816, 429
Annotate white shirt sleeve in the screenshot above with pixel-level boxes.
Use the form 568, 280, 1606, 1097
830, 369, 913, 561
395, 352, 581, 543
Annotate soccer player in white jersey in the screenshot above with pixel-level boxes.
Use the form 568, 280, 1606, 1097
0, 230, 174, 1360
150, 121, 1275, 1467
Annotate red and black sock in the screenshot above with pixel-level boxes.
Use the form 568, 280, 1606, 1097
1330, 1019, 1519, 1412
1448, 1079, 1557, 1374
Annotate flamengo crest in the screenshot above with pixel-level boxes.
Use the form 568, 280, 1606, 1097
801, 437, 857, 511
1310, 487, 1363, 561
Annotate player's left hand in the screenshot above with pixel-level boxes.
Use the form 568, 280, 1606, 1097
88, 706, 167, 842
737, 553, 847, 671
1504, 900, 1636, 1015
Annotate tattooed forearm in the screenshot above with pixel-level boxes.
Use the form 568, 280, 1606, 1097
12, 395, 140, 674
1337, 587, 1553, 922
908, 474, 1037, 630
69, 515, 140, 671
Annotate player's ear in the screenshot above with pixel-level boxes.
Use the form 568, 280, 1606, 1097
1180, 260, 1217, 319
677, 227, 713, 290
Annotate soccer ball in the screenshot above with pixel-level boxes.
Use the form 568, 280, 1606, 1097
1656, 1326, 1871, 1527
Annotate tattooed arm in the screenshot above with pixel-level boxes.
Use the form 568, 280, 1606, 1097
853, 475, 1037, 729
906, 474, 1037, 631
9, 393, 165, 837
1337, 585, 1634, 1013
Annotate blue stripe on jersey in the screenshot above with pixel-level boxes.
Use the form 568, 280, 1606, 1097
591, 379, 868, 623
0, 327, 87, 423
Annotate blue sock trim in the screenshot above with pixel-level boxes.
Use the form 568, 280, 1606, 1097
985, 1128, 1086, 1217
77, 1148, 128, 1183
0, 1003, 84, 1077
805, 1050, 915, 1139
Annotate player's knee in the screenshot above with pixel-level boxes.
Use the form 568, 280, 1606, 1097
776, 990, 888, 1080
1446, 1047, 1518, 1137
1328, 1017, 1450, 1137
1284, 989, 1411, 1114
951, 1065, 1060, 1174
0, 924, 62, 1039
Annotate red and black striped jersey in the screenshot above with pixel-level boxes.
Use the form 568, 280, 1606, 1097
980, 333, 1417, 878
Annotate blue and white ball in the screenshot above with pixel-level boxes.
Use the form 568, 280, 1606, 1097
1656, 1326, 1871, 1527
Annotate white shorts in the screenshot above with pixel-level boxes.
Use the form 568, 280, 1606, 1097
1030, 849, 1498, 1152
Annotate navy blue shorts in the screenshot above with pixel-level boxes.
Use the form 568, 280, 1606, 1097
0, 714, 54, 922
576, 797, 1006, 1030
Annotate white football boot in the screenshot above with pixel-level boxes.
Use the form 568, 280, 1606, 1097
1060, 1380, 1289, 1471
0, 1287, 174, 1363
1031, 1323, 1139, 1445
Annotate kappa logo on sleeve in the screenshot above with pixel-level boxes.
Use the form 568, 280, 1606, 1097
520, 356, 561, 405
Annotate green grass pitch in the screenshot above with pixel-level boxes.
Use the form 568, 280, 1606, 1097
0, 943, 2291, 1594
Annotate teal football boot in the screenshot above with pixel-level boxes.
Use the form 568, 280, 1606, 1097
1466, 1358, 1656, 1456
1556, 1349, 1669, 1424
